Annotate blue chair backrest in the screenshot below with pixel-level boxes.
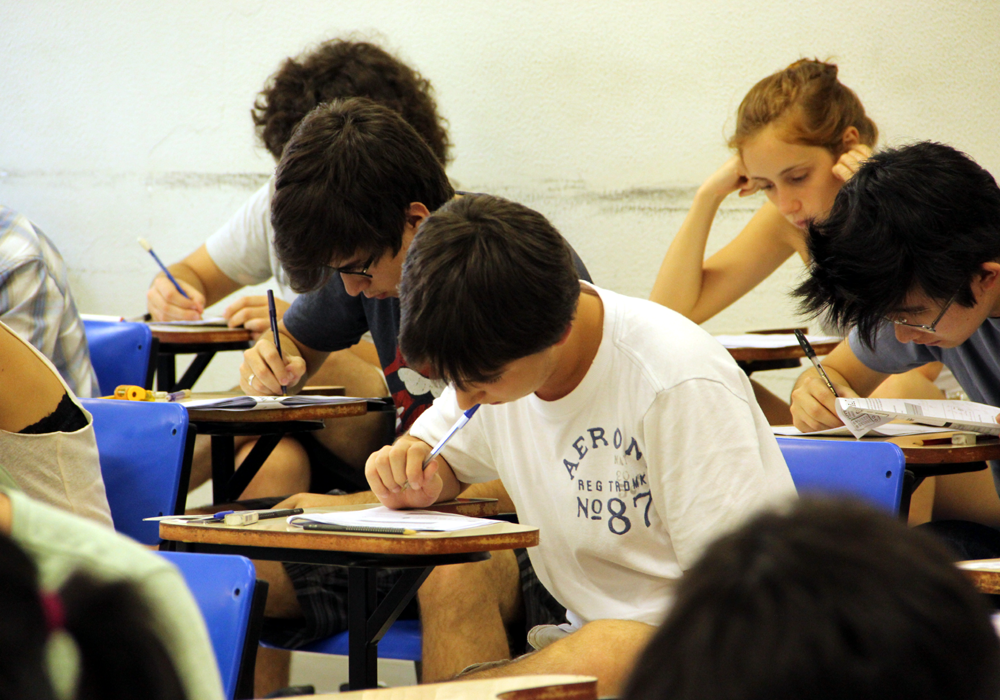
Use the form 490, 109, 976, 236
82, 319, 155, 395
158, 551, 256, 700
777, 437, 905, 513
81, 398, 193, 544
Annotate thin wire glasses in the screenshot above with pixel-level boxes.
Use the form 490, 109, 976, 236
887, 292, 957, 333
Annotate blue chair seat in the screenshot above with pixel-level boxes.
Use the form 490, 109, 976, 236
291, 619, 422, 660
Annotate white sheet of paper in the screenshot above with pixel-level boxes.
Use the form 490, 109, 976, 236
180, 395, 381, 411
147, 317, 229, 327
772, 423, 950, 438
835, 397, 1000, 439
714, 334, 841, 349
289, 506, 501, 532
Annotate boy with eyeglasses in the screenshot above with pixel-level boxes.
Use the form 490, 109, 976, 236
790, 142, 1000, 435
790, 143, 1000, 540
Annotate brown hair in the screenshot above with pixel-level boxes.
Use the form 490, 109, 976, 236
729, 59, 877, 155
252, 39, 451, 165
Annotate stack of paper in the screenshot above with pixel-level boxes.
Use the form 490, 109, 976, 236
772, 423, 949, 438
714, 333, 841, 349
835, 398, 1000, 439
180, 395, 386, 411
290, 506, 501, 532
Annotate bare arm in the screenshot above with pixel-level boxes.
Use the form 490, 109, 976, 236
0, 323, 66, 431
789, 340, 889, 432
146, 244, 243, 321
651, 157, 800, 323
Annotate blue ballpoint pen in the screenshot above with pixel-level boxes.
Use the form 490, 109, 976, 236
138, 238, 191, 300
267, 289, 287, 395
402, 404, 481, 490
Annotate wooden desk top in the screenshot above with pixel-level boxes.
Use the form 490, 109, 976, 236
178, 392, 370, 423
148, 324, 252, 345
958, 559, 1000, 594
298, 675, 597, 700
726, 339, 840, 363
160, 505, 539, 557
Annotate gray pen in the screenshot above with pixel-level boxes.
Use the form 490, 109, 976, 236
793, 330, 839, 397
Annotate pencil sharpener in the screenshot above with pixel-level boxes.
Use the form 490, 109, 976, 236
223, 511, 260, 526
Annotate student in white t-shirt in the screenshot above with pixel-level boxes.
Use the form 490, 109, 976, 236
366, 194, 797, 697
144, 39, 451, 499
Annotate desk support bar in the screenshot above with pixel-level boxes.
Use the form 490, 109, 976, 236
348, 566, 433, 690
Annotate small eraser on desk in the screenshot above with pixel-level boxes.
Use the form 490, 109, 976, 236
223, 511, 259, 526
952, 432, 978, 446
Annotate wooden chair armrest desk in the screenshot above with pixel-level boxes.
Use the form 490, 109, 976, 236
290, 674, 598, 700
958, 559, 1000, 595
148, 324, 253, 392
183, 395, 377, 504
725, 332, 839, 375
159, 505, 539, 690
780, 431, 996, 516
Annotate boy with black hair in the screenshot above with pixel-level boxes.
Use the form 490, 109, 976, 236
367, 194, 796, 696
790, 143, 1000, 462
146, 39, 451, 500
622, 498, 1000, 700
241, 99, 590, 691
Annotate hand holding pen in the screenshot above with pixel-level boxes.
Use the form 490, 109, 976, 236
141, 238, 205, 321
793, 330, 839, 397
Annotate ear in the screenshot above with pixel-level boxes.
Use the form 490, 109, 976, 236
841, 126, 860, 151
405, 202, 432, 228
977, 262, 1000, 291
553, 322, 573, 347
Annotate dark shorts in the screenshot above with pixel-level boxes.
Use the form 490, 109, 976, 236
260, 548, 567, 651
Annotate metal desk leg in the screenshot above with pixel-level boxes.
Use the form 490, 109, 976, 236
157, 354, 176, 392
900, 468, 922, 520
221, 433, 283, 502
175, 351, 216, 392
211, 436, 236, 505
347, 567, 433, 690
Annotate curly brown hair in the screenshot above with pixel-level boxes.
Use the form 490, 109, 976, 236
252, 39, 451, 165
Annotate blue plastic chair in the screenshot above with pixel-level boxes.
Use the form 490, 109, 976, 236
777, 437, 906, 513
82, 319, 156, 395
293, 618, 422, 659
81, 398, 194, 544
159, 551, 266, 700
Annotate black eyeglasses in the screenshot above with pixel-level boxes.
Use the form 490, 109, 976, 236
886, 292, 958, 334
327, 255, 375, 279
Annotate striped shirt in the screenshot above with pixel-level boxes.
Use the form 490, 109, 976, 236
0, 207, 98, 397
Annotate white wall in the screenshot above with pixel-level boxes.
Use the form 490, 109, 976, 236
2, 0, 998, 395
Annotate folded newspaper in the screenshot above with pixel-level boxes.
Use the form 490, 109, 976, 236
835, 398, 1000, 439
180, 395, 385, 411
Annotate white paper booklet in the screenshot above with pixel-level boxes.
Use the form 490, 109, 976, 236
289, 506, 501, 532
835, 397, 1000, 439
147, 317, 229, 327
180, 395, 385, 411
772, 423, 948, 438
714, 334, 841, 349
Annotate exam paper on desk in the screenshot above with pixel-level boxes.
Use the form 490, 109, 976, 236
289, 506, 503, 532
714, 333, 841, 349
179, 395, 385, 410
835, 397, 1000, 439
772, 423, 949, 438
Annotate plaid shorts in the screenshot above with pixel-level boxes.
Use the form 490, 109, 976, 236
260, 548, 567, 650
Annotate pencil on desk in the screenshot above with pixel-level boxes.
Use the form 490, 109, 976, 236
267, 289, 287, 396
138, 238, 190, 300
302, 522, 417, 535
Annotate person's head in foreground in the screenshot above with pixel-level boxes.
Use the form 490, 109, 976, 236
398, 194, 581, 407
796, 141, 1000, 349
622, 498, 1000, 700
252, 38, 450, 165
271, 98, 455, 296
0, 533, 186, 700
731, 58, 877, 230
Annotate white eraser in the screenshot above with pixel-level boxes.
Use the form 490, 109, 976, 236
223, 511, 260, 526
